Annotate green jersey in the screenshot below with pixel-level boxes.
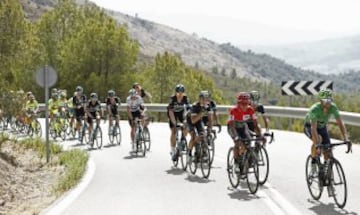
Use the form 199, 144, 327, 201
305, 102, 340, 128
25, 100, 38, 112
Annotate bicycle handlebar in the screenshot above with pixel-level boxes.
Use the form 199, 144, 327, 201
316, 141, 352, 154
264, 131, 274, 144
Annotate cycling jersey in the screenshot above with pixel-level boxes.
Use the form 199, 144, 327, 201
25, 100, 38, 112
254, 103, 265, 114
202, 100, 216, 126
228, 105, 257, 128
167, 95, 190, 113
305, 102, 340, 128
126, 95, 143, 113
73, 95, 87, 110
87, 100, 101, 115
48, 98, 60, 114
106, 96, 121, 115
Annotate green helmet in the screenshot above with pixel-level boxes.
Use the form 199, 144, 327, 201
250, 90, 260, 102
318, 88, 333, 100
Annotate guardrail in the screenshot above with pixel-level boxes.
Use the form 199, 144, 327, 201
38, 103, 360, 127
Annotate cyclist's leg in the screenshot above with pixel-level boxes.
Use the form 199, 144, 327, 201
304, 122, 318, 161
317, 127, 331, 160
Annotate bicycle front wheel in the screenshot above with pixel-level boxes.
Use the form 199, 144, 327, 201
188, 148, 198, 175
33, 120, 42, 138
305, 155, 323, 200
330, 158, 347, 209
180, 139, 188, 171
143, 127, 151, 151
227, 147, 239, 188
94, 126, 103, 149
208, 135, 215, 165
115, 125, 121, 145
245, 150, 259, 194
200, 143, 211, 179
257, 145, 269, 185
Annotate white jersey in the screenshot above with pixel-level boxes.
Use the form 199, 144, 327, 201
126, 95, 144, 112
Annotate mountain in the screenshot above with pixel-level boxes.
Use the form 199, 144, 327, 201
21, 0, 360, 93
241, 35, 360, 75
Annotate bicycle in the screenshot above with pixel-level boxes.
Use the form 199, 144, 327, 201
305, 140, 352, 208
25, 112, 42, 138
187, 130, 212, 179
108, 118, 121, 146
132, 118, 146, 157
253, 131, 274, 185
227, 136, 264, 194
87, 115, 103, 149
49, 112, 67, 141
172, 123, 188, 170
143, 116, 153, 151
205, 124, 222, 165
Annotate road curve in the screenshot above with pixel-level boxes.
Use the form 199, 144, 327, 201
42, 121, 359, 215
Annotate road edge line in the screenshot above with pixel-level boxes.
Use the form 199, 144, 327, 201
41, 158, 96, 215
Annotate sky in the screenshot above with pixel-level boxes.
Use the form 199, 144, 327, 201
89, 0, 360, 46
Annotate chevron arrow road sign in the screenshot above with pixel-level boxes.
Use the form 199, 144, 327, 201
281, 81, 333, 95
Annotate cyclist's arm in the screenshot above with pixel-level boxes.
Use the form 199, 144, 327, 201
191, 111, 202, 124
336, 117, 348, 141
262, 115, 269, 131
168, 109, 176, 125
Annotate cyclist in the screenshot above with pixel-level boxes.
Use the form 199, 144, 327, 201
48, 91, 60, 123
133, 82, 152, 103
227, 92, 264, 173
58, 91, 68, 117
304, 88, 349, 174
85, 93, 102, 144
73, 86, 87, 141
186, 91, 212, 161
200, 90, 218, 128
167, 84, 191, 160
126, 89, 145, 151
106, 90, 121, 134
248, 90, 269, 132
24, 94, 39, 128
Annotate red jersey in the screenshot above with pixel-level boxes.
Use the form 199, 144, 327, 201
228, 105, 257, 123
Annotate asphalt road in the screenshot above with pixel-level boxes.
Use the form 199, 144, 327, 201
40, 121, 359, 215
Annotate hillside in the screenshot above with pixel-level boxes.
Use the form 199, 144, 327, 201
21, 0, 360, 93
241, 35, 360, 75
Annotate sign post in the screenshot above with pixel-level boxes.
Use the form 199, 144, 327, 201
35, 65, 57, 163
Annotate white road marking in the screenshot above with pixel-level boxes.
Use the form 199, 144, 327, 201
214, 156, 302, 215
41, 158, 96, 215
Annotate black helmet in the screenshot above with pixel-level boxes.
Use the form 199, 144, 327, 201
175, 84, 185, 93
108, 90, 115, 97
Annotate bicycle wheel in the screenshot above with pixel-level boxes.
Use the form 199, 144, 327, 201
245, 150, 259, 194
180, 139, 188, 171
200, 143, 211, 179
143, 127, 151, 151
80, 123, 88, 144
227, 147, 239, 188
115, 125, 121, 145
257, 145, 269, 185
208, 134, 215, 165
108, 126, 114, 144
31, 120, 42, 138
94, 126, 103, 149
305, 155, 323, 200
330, 158, 347, 208
188, 147, 198, 175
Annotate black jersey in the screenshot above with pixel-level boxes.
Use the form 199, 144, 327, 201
167, 95, 190, 113
255, 104, 265, 114
73, 95, 87, 110
106, 97, 121, 109
87, 100, 101, 113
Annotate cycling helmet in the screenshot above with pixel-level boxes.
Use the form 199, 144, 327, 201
132, 82, 140, 89
175, 84, 185, 93
237, 92, 250, 105
108, 90, 115, 97
26, 91, 33, 97
129, 89, 137, 97
250, 90, 260, 102
29, 94, 35, 100
318, 88, 333, 103
51, 88, 57, 94
60, 91, 67, 98
75, 86, 83, 93
51, 92, 58, 98
199, 90, 210, 98
90, 92, 98, 99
